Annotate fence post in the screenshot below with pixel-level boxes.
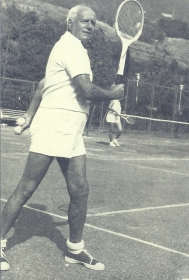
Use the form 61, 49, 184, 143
99, 108, 108, 131
30, 82, 36, 102
85, 105, 96, 136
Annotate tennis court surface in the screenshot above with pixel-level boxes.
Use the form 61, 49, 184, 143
1, 126, 189, 280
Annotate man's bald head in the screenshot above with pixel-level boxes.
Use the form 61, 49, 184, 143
66, 4, 96, 31
66, 4, 96, 45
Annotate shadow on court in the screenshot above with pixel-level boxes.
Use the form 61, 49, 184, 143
96, 141, 109, 146
7, 204, 68, 253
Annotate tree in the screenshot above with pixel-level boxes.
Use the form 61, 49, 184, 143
1, 4, 23, 79
88, 28, 118, 89
1, 3, 64, 81
140, 18, 165, 43
158, 18, 189, 39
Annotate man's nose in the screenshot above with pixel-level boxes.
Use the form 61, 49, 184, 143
86, 21, 92, 29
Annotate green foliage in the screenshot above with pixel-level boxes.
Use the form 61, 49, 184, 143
123, 53, 189, 124
88, 28, 118, 89
1, 79, 34, 110
137, 53, 184, 87
46, 0, 118, 26
158, 18, 189, 39
140, 19, 165, 43
1, 3, 64, 81
42, 0, 189, 25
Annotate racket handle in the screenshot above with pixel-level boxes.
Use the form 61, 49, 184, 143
115, 75, 123, 85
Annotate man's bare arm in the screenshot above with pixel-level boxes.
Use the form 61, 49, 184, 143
21, 78, 45, 130
73, 74, 124, 101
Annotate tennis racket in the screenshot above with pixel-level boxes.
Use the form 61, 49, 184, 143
120, 114, 135, 124
115, 0, 144, 84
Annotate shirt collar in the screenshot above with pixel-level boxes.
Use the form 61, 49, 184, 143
62, 31, 83, 47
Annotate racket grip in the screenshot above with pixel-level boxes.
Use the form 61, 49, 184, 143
115, 75, 123, 85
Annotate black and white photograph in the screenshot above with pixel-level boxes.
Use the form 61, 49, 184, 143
1, 0, 189, 279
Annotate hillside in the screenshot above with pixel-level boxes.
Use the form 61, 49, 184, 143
2, 0, 189, 68
139, 0, 189, 23
156, 38, 189, 69
19, 0, 189, 24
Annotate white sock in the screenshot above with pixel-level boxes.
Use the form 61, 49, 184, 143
66, 239, 84, 254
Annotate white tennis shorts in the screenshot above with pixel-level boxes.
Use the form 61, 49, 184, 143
106, 112, 121, 124
29, 107, 87, 158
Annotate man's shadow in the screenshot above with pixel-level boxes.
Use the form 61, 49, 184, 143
97, 141, 109, 146
7, 204, 68, 254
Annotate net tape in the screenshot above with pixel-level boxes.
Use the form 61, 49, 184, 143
120, 114, 189, 125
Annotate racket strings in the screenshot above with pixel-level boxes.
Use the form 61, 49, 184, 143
117, 2, 142, 37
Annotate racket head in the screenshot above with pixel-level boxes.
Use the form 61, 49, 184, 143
115, 0, 144, 42
121, 115, 135, 124
126, 116, 135, 124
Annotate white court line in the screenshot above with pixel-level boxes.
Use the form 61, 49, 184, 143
122, 158, 189, 161
120, 162, 189, 177
1, 198, 189, 258
87, 203, 189, 217
83, 136, 96, 139
0, 198, 68, 220
85, 223, 189, 258
91, 156, 189, 177
2, 152, 28, 156
1, 153, 28, 158
1, 142, 28, 146
88, 153, 189, 161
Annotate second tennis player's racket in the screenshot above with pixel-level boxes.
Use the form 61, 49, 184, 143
115, 0, 144, 84
120, 115, 135, 124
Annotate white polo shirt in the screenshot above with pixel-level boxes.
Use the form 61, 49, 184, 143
40, 31, 92, 114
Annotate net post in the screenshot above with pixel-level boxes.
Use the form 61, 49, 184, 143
149, 82, 156, 135
122, 79, 129, 133
171, 88, 178, 137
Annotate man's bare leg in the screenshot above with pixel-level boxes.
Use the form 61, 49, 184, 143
57, 155, 88, 243
57, 155, 105, 270
1, 152, 53, 239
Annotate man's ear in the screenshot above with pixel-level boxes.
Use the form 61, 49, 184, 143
67, 18, 73, 31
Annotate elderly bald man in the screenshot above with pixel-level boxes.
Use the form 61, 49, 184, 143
1, 4, 124, 271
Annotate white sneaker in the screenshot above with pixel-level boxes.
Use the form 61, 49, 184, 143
1, 239, 10, 271
113, 139, 120, 147
65, 239, 105, 271
109, 141, 116, 147
65, 249, 105, 270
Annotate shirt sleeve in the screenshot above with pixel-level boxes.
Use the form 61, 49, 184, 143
63, 44, 91, 78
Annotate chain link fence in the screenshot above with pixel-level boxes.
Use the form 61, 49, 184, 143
1, 77, 38, 111
1, 77, 189, 138
86, 79, 189, 138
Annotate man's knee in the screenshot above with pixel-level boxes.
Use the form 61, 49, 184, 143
68, 178, 89, 201
14, 179, 38, 204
